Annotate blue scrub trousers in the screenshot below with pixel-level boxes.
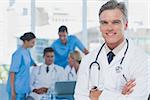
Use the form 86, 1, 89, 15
8, 93, 26, 100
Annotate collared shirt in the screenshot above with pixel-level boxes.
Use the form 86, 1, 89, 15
65, 65, 77, 81
30, 63, 67, 91
51, 35, 85, 68
105, 39, 126, 55
7, 47, 35, 94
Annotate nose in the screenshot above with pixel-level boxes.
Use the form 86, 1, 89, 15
107, 24, 113, 32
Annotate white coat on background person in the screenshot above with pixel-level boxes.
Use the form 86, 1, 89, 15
65, 65, 77, 81
74, 0, 148, 100
30, 47, 67, 100
30, 63, 67, 100
65, 51, 82, 81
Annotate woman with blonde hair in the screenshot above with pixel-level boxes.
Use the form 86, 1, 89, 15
65, 51, 82, 81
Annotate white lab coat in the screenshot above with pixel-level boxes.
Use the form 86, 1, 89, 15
30, 63, 67, 100
148, 55, 150, 96
65, 65, 77, 81
74, 40, 149, 100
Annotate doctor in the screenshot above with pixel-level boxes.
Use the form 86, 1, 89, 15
74, 0, 148, 100
65, 50, 82, 81
30, 47, 67, 100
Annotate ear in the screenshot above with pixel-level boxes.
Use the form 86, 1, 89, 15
124, 21, 128, 30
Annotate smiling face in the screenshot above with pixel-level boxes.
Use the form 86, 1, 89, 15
99, 8, 128, 49
58, 31, 68, 45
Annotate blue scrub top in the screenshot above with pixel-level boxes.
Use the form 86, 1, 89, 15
51, 35, 85, 68
7, 47, 35, 94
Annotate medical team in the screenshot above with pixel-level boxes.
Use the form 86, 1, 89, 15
7, 0, 150, 100
7, 26, 87, 100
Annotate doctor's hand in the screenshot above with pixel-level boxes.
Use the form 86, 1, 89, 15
89, 87, 102, 100
83, 48, 89, 55
33, 87, 48, 94
41, 87, 48, 92
122, 79, 136, 95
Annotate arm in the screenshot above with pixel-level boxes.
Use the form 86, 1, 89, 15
89, 80, 135, 100
9, 51, 22, 100
10, 72, 16, 100
31, 59, 36, 66
122, 80, 136, 95
30, 67, 48, 94
99, 55, 148, 100
28, 50, 36, 66
83, 48, 89, 55
74, 36, 89, 55
32, 88, 48, 94
30, 67, 37, 92
90, 87, 102, 100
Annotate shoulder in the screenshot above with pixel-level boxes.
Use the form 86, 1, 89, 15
78, 46, 102, 71
65, 65, 70, 69
69, 35, 76, 38
68, 35, 77, 40
127, 39, 148, 66
65, 65, 70, 72
51, 39, 60, 46
12, 47, 23, 57
32, 65, 41, 70
128, 40, 147, 58
31, 64, 44, 73
55, 64, 65, 71
83, 46, 101, 61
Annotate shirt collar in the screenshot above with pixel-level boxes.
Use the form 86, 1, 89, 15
44, 63, 54, 68
105, 39, 126, 55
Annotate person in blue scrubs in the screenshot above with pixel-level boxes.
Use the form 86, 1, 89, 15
51, 25, 89, 68
6, 32, 36, 100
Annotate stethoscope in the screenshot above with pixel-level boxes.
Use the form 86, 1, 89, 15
67, 68, 76, 80
88, 39, 129, 89
38, 64, 57, 75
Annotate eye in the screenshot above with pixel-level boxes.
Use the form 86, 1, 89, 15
112, 20, 121, 24
100, 21, 108, 25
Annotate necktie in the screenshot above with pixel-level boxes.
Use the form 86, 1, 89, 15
107, 51, 115, 64
46, 66, 49, 73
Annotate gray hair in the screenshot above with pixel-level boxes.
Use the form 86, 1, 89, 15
99, 0, 128, 21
